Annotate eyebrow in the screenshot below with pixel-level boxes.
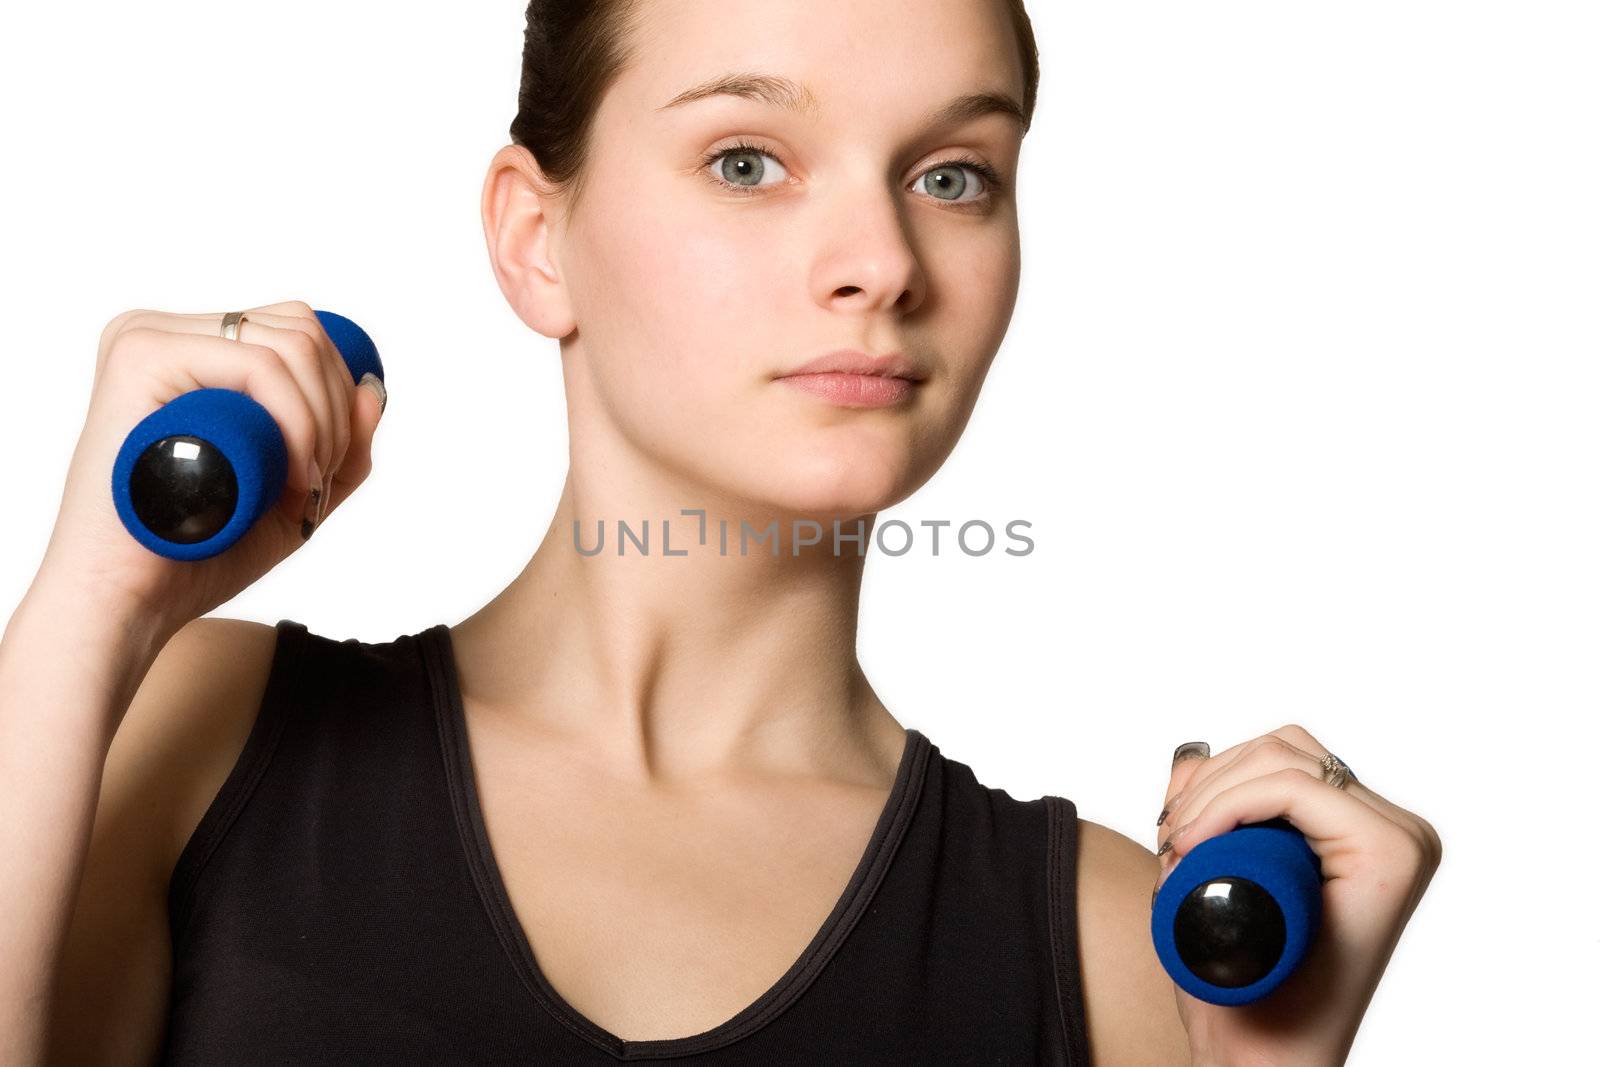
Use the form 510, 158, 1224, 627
656, 72, 1026, 132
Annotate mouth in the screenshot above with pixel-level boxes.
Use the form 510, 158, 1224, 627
775, 371, 919, 408
773, 348, 927, 407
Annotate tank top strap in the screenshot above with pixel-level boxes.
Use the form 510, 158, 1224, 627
1045, 793, 1093, 1066
167, 618, 311, 939
851, 740, 1092, 1064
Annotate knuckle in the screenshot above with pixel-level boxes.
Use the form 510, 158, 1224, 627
99, 308, 144, 350
1379, 824, 1431, 871
1260, 736, 1295, 757
277, 329, 321, 365
239, 341, 282, 374
1415, 817, 1444, 865
107, 324, 161, 360
283, 299, 317, 320
1272, 766, 1317, 787
1244, 737, 1292, 768
1239, 742, 1273, 768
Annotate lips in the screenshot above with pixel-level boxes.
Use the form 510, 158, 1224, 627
778, 372, 915, 407
777, 348, 927, 382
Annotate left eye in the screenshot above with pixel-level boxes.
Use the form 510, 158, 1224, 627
912, 162, 989, 203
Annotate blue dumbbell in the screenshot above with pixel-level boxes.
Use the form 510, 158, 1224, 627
111, 309, 381, 561
1151, 818, 1322, 1005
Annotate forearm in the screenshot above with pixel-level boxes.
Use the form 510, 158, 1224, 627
0, 570, 171, 1061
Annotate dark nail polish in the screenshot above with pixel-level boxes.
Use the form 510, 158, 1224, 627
1171, 741, 1210, 767
301, 484, 321, 540
1155, 839, 1172, 859
1156, 806, 1170, 828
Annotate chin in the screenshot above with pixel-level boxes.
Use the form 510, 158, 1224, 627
736, 448, 920, 524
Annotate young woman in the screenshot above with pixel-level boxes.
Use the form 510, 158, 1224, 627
2, 0, 1440, 1063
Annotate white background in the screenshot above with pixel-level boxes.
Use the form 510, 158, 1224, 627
2, 2, 1594, 1061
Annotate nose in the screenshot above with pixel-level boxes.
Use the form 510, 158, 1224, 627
811, 192, 927, 315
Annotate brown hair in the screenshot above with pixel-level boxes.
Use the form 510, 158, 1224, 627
509, 0, 1039, 218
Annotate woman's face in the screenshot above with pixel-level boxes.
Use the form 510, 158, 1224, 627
549, 0, 1025, 521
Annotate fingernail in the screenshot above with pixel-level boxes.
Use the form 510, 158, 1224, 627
1172, 741, 1210, 768
302, 459, 322, 540
1155, 805, 1170, 828
1150, 882, 1159, 910
1155, 839, 1173, 859
302, 491, 320, 540
360, 372, 387, 416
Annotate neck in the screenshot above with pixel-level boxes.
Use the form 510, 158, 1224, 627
451, 456, 905, 789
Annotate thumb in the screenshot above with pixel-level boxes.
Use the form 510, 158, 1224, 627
358, 372, 388, 421
323, 373, 385, 518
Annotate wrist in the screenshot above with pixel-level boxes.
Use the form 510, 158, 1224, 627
10, 562, 177, 672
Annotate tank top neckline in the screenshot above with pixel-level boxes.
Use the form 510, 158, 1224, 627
417, 621, 935, 1060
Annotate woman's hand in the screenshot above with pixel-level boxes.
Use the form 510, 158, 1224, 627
1153, 726, 1442, 1067
34, 301, 386, 637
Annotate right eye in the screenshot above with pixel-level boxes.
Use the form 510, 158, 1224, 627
701, 141, 793, 194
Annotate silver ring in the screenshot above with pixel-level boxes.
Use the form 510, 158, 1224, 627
220, 310, 250, 341
1319, 752, 1356, 790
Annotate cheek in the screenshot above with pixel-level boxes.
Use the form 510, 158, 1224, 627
934, 223, 1019, 353
923, 233, 1020, 421
583, 189, 788, 412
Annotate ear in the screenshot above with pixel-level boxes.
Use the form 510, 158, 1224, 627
481, 144, 576, 340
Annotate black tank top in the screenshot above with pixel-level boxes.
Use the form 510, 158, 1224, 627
159, 619, 1092, 1064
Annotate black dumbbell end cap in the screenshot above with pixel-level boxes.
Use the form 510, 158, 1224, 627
129, 435, 239, 545
1173, 876, 1287, 989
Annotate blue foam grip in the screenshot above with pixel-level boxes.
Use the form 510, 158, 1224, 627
110, 310, 381, 561
1151, 820, 1322, 1006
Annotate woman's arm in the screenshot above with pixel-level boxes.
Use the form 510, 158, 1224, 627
0, 569, 174, 1061
45, 615, 281, 1064
0, 565, 279, 1063
1077, 818, 1193, 1065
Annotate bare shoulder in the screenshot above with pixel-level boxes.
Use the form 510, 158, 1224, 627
130, 616, 283, 874
1075, 817, 1192, 1067
46, 615, 281, 1064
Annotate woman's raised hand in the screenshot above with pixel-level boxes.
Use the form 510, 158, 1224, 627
33, 300, 385, 636
1154, 726, 1442, 1066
